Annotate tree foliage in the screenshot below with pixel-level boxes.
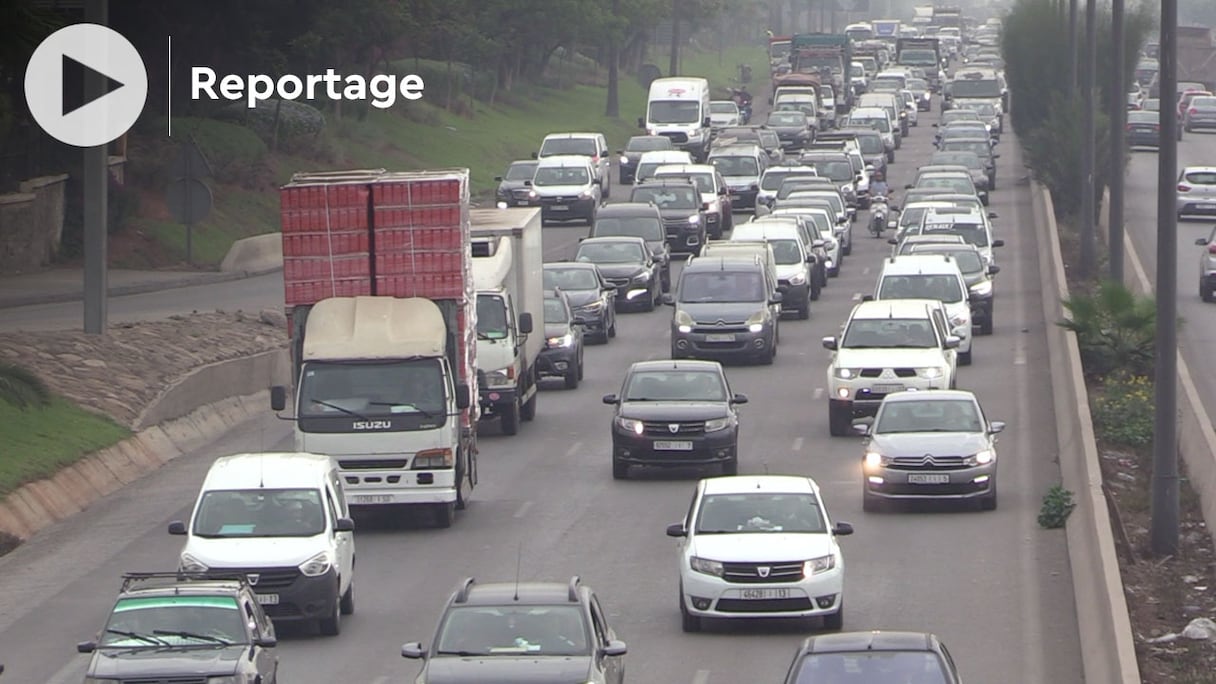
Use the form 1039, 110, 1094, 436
1057, 279, 1163, 378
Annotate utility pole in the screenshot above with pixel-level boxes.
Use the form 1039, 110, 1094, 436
83, 0, 109, 334
1151, 0, 1180, 557
1068, 0, 1078, 90
669, 0, 681, 78
1078, 0, 1096, 279
606, 0, 621, 116
1109, 0, 1126, 282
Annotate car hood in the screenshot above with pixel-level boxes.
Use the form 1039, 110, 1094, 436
678, 302, 767, 323
563, 289, 601, 307
89, 645, 244, 679
544, 323, 572, 338
834, 347, 947, 366
710, 113, 739, 123
690, 532, 834, 562
532, 184, 590, 196
497, 180, 529, 192
770, 124, 807, 134
868, 431, 990, 457
422, 655, 594, 684
723, 175, 760, 188
592, 263, 648, 279
184, 535, 326, 567
656, 206, 699, 219
618, 401, 730, 421
775, 263, 805, 279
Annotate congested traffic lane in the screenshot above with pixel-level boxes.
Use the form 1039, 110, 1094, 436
0, 109, 1083, 684
1123, 131, 1216, 428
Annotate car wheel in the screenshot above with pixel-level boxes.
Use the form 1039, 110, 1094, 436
798, 295, 811, 320
959, 349, 972, 366
887, 150, 895, 163
822, 600, 844, 631
433, 502, 455, 528
608, 313, 617, 338
564, 363, 580, 390
521, 386, 537, 421
810, 279, 821, 301
1186, 124, 1193, 133
679, 587, 702, 633
319, 590, 342, 636
602, 178, 611, 199
989, 176, 997, 190
979, 316, 994, 336
500, 400, 521, 435
842, 236, 852, 256
980, 485, 998, 511
1203, 279, 1215, 302
577, 352, 585, 380
612, 456, 629, 480
828, 403, 853, 436
721, 456, 738, 476
862, 490, 882, 513
759, 342, 775, 365
340, 580, 355, 615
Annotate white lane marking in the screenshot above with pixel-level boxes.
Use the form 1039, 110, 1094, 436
692, 670, 711, 684
565, 441, 584, 458
813, 387, 824, 400
370, 677, 390, 684
792, 437, 805, 452
1013, 336, 1027, 365
851, 292, 862, 301
513, 500, 534, 519
862, 266, 871, 275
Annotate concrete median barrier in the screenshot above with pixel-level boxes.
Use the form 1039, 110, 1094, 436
1034, 183, 1141, 684
220, 233, 284, 274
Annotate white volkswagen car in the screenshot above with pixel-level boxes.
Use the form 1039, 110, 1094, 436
666, 475, 853, 633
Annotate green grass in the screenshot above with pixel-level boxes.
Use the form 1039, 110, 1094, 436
654, 43, 769, 97
0, 398, 130, 496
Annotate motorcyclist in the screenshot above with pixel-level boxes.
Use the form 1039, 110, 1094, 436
870, 170, 889, 200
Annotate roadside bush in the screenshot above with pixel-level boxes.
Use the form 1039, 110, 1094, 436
1092, 373, 1155, 447
215, 100, 326, 152
1038, 485, 1077, 529
1058, 280, 1159, 378
0, 363, 50, 409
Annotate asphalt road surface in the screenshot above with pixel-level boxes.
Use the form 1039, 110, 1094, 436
0, 95, 1086, 683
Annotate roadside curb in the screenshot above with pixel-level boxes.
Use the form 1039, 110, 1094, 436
1034, 183, 1141, 683
0, 266, 283, 310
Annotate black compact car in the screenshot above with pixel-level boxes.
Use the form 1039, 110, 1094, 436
574, 236, 662, 312
537, 289, 585, 389
543, 262, 616, 342
603, 359, 747, 479
618, 135, 674, 184
78, 573, 279, 684
1126, 109, 1161, 149
402, 577, 627, 684
629, 179, 708, 255
781, 631, 962, 684
590, 203, 672, 292
494, 159, 539, 207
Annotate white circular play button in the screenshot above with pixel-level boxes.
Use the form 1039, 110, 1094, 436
24, 23, 148, 148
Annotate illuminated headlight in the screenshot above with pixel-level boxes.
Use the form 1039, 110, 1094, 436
483, 367, 515, 388
528, 189, 538, 198
675, 311, 693, 334
546, 333, 574, 348
704, 416, 734, 432
299, 551, 333, 577
678, 324, 692, 333
969, 280, 993, 296
788, 272, 806, 286
864, 450, 890, 467
922, 93, 931, 100
834, 367, 861, 379
803, 554, 836, 576
690, 556, 724, 577
619, 155, 629, 165
966, 449, 996, 466
688, 215, 701, 224
616, 417, 645, 435
747, 323, 764, 333
180, 553, 209, 573
580, 190, 594, 199
918, 367, 946, 379
745, 310, 766, 332
899, 111, 907, 118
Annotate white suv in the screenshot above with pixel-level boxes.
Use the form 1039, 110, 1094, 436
666, 475, 854, 633
822, 299, 960, 436
872, 255, 974, 365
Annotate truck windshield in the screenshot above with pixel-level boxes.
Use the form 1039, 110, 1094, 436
649, 100, 701, 124
951, 79, 1001, 98
298, 359, 447, 419
899, 49, 938, 66
477, 294, 510, 339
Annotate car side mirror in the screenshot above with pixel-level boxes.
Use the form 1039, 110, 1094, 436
270, 385, 287, 412
701, 202, 711, 211
988, 211, 998, 219
523, 180, 532, 187
889, 204, 900, 212
944, 335, 962, 349
992, 239, 1005, 247
168, 520, 187, 535
812, 239, 826, 249
662, 293, 676, 306
861, 294, 874, 302
1197, 237, 1210, 246
255, 636, 278, 648
732, 393, 749, 404
833, 521, 855, 536
988, 264, 1001, 275
518, 312, 534, 334
616, 150, 624, 155
334, 517, 355, 533
666, 523, 687, 537
77, 641, 97, 654
602, 394, 619, 405
851, 422, 870, 436
455, 384, 472, 410
992, 153, 1001, 158
932, 122, 939, 127
990, 420, 1007, 434
530, 151, 538, 159
770, 292, 784, 304
904, 183, 913, 189
401, 642, 426, 659
822, 336, 839, 350
703, 117, 712, 127
602, 639, 628, 657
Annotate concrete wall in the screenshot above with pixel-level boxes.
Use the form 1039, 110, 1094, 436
134, 348, 292, 430
1035, 184, 1142, 684
0, 174, 68, 274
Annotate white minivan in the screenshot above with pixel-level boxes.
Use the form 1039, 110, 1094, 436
169, 452, 356, 636
642, 77, 712, 162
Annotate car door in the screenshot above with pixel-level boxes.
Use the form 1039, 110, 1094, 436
589, 595, 624, 684
243, 597, 278, 679
930, 307, 959, 372
325, 485, 354, 591
714, 171, 733, 214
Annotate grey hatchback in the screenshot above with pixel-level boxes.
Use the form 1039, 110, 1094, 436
782, 631, 962, 684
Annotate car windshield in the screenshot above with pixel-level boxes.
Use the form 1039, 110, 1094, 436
679, 271, 766, 303
919, 221, 990, 247
632, 186, 697, 208
908, 78, 929, 91
577, 241, 644, 264
539, 138, 596, 157
695, 493, 826, 534
768, 112, 808, 126
434, 605, 590, 656
966, 103, 998, 117
842, 317, 938, 348
879, 273, 964, 303
477, 293, 510, 339
762, 170, 816, 191
808, 160, 854, 182
100, 596, 247, 648
595, 216, 664, 241
876, 398, 983, 433
543, 298, 567, 324
504, 162, 537, 181
770, 239, 804, 265
912, 248, 984, 274
192, 488, 325, 538
852, 116, 890, 132
900, 49, 937, 65
917, 176, 974, 193
942, 140, 992, 157
658, 172, 713, 193
533, 166, 589, 186
951, 78, 1002, 97
857, 135, 884, 154
624, 369, 727, 401
941, 111, 980, 124
1128, 111, 1158, 124
627, 136, 672, 153
649, 100, 701, 124
711, 155, 760, 177
710, 101, 738, 114
799, 192, 843, 213
779, 181, 829, 198
931, 153, 982, 170
299, 358, 447, 418
544, 268, 600, 291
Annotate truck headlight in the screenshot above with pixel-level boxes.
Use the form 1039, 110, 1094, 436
546, 333, 574, 348
918, 367, 945, 379
413, 447, 454, 469
180, 553, 208, 573
969, 280, 993, 296
616, 417, 644, 435
299, 551, 333, 577
834, 367, 861, 379
690, 556, 724, 577
704, 416, 733, 432
483, 367, 515, 389
966, 449, 996, 466
803, 554, 836, 575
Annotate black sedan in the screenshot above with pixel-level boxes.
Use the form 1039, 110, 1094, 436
618, 135, 674, 184
589, 203, 672, 292
781, 631, 961, 683
543, 262, 616, 342
494, 159, 539, 207
537, 290, 584, 389
574, 236, 662, 311
1126, 109, 1161, 150
603, 359, 747, 479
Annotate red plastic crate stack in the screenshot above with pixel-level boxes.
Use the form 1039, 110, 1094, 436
369, 171, 471, 301
454, 300, 479, 426
280, 180, 374, 307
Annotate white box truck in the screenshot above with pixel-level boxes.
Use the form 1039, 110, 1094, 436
470, 207, 545, 435
640, 77, 713, 162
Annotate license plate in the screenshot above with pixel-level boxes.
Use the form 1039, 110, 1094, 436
351, 494, 393, 504
1134, 127, 1153, 132
1201, 203, 1216, 210
908, 473, 951, 484
739, 588, 790, 600
705, 333, 735, 342
255, 594, 280, 605
653, 440, 694, 451
872, 383, 905, 393
550, 205, 569, 211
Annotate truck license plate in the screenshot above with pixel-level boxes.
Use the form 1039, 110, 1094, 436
255, 594, 280, 605
705, 333, 735, 342
653, 440, 693, 451
739, 588, 790, 600
351, 494, 394, 504
908, 473, 950, 484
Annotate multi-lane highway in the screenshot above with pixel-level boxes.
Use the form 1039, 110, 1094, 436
0, 96, 1086, 683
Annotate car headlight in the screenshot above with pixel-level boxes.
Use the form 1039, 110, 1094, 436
704, 416, 734, 432
803, 554, 837, 576
675, 310, 693, 334
918, 367, 945, 379
966, 449, 996, 466
747, 323, 764, 333
922, 93, 931, 100
688, 215, 701, 224
632, 270, 651, 282
528, 189, 537, 198
546, 333, 574, 349
864, 450, 890, 467
577, 300, 605, 312
580, 190, 594, 199
299, 551, 333, 577
619, 155, 629, 165
690, 556, 724, 577
707, 199, 721, 212
834, 367, 861, 379
970, 280, 993, 296
616, 417, 644, 435
180, 553, 209, 573
788, 272, 806, 286
483, 367, 515, 389
949, 313, 969, 328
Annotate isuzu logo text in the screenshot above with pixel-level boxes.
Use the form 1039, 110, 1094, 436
352, 420, 393, 430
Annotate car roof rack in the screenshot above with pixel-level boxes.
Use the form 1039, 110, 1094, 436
120, 571, 249, 594
454, 577, 476, 603
567, 576, 582, 602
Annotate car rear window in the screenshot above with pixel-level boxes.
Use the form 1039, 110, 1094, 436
540, 138, 597, 157
1184, 171, 1216, 185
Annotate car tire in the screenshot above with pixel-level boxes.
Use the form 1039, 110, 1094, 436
887, 150, 895, 163
1203, 280, 1215, 303
822, 601, 844, 631
603, 177, 611, 199
500, 400, 521, 435
842, 236, 852, 256
721, 456, 738, 476
319, 591, 342, 636
862, 490, 882, 513
959, 349, 972, 366
340, 581, 355, 616
434, 502, 455, 528
799, 295, 811, 320
608, 314, 617, 338
980, 486, 998, 511
521, 389, 537, 421
828, 404, 852, 437
810, 279, 821, 301
1186, 123, 1193, 133
979, 316, 994, 336
612, 457, 629, 480
680, 588, 703, 633
989, 176, 997, 190
577, 352, 585, 380
564, 362, 580, 390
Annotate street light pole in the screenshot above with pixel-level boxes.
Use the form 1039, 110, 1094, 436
83, 0, 109, 334
1109, 0, 1125, 282
1068, 0, 1079, 90
1079, 0, 1097, 279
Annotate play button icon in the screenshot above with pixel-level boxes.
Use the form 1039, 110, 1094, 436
24, 23, 148, 148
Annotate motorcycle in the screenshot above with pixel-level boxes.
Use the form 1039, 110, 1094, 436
869, 196, 889, 238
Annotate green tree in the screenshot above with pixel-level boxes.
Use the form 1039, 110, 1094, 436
1057, 279, 1163, 378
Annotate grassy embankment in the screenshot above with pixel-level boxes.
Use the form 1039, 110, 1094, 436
120, 44, 764, 267
0, 399, 130, 496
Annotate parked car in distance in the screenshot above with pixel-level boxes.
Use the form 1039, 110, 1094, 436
780, 631, 962, 684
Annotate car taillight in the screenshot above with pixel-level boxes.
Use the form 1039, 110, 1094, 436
1209, 243, 1216, 255
1152, 125, 1160, 131
1179, 184, 1191, 192
1190, 108, 1199, 115
1125, 124, 1133, 131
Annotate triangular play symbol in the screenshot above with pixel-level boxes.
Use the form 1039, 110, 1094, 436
61, 54, 125, 116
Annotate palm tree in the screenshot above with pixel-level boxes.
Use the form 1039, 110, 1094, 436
0, 363, 50, 409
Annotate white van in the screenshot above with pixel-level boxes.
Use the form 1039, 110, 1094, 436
642, 77, 712, 162
169, 452, 356, 636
